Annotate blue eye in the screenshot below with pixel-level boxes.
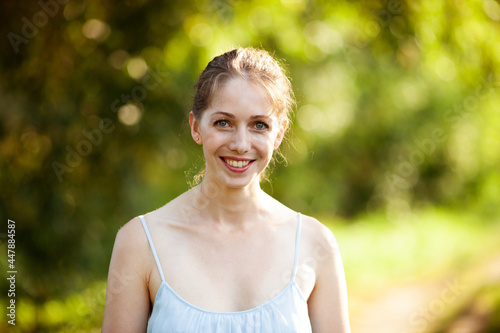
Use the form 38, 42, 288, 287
214, 120, 229, 127
254, 122, 269, 130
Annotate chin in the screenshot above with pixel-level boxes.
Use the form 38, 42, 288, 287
218, 174, 260, 189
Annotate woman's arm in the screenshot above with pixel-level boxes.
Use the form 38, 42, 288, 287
307, 222, 351, 333
102, 218, 152, 332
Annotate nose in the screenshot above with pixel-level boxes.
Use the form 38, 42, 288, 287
228, 127, 251, 154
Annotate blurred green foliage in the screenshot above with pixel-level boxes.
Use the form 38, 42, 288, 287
1, 0, 500, 331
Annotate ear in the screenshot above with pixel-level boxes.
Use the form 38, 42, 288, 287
189, 111, 203, 145
273, 118, 288, 150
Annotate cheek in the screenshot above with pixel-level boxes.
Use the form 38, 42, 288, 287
253, 134, 275, 156
201, 131, 228, 153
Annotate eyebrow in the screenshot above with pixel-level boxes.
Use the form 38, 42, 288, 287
211, 111, 235, 119
211, 111, 272, 120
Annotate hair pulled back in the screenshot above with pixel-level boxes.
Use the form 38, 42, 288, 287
192, 47, 294, 126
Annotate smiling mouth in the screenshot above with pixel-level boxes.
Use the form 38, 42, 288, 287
221, 158, 254, 168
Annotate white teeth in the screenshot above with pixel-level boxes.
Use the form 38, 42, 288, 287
224, 159, 250, 168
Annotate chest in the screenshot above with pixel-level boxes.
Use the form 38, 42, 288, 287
147, 226, 315, 312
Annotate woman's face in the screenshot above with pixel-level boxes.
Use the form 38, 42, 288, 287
190, 77, 287, 189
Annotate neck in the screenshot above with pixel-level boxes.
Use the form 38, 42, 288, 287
192, 177, 270, 227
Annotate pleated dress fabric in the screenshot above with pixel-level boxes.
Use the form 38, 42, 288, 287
139, 214, 312, 333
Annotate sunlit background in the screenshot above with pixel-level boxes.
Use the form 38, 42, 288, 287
1, 0, 500, 332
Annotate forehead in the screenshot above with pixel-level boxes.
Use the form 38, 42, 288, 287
207, 77, 274, 118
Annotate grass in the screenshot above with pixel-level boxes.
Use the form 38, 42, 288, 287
324, 208, 500, 294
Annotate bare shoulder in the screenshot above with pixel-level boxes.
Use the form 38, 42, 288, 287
300, 214, 339, 260
115, 217, 149, 253
110, 216, 154, 279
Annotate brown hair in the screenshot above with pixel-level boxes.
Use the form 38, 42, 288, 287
192, 47, 295, 128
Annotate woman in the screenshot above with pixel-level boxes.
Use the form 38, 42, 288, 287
102, 47, 350, 332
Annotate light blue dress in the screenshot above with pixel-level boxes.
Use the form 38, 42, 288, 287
139, 214, 313, 333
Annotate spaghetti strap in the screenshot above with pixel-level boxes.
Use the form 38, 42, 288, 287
139, 215, 166, 282
291, 213, 302, 281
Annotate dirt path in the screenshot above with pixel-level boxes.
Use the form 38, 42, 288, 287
349, 254, 500, 333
